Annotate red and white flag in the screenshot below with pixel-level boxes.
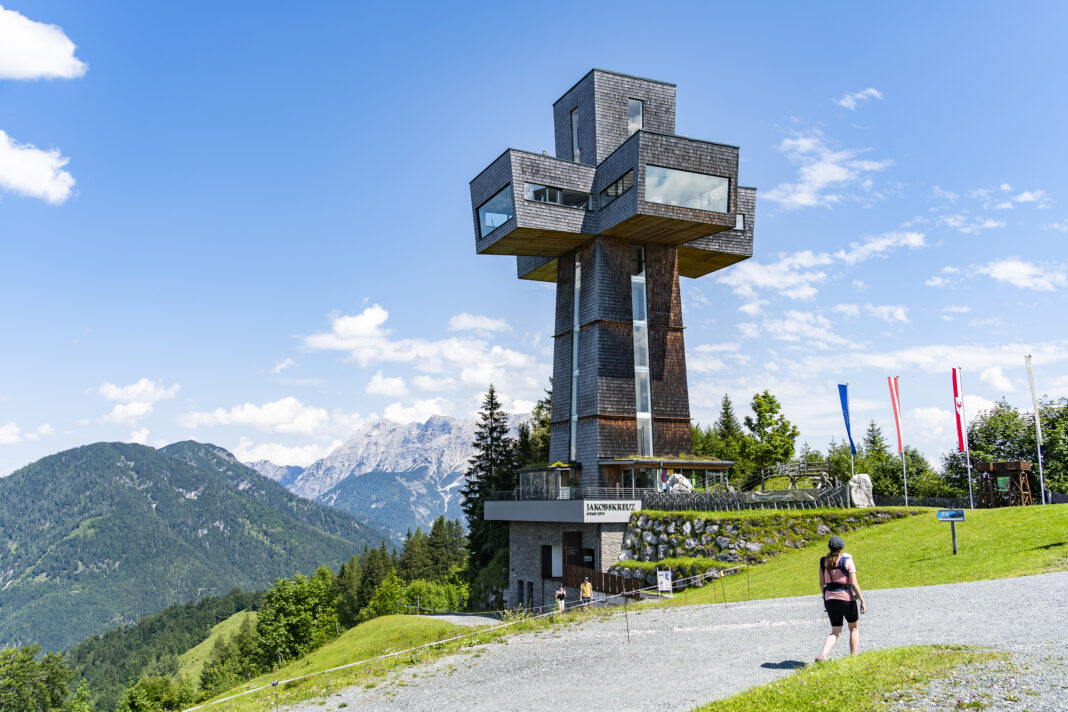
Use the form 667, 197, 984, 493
888, 376, 904, 454
952, 367, 968, 452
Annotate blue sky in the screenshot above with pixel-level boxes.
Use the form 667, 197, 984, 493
1, 1, 1066, 474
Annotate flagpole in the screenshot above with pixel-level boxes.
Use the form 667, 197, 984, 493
847, 383, 855, 479
891, 376, 908, 507
958, 367, 975, 509
1025, 355, 1047, 505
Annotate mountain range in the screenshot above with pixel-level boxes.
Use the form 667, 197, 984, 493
0, 441, 386, 651
248, 416, 480, 541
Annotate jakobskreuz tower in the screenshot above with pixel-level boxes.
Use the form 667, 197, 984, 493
469, 70, 755, 609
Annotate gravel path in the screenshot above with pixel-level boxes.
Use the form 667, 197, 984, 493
287, 571, 1068, 712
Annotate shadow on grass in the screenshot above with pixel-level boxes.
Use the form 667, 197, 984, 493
1026, 541, 1067, 551
760, 660, 806, 670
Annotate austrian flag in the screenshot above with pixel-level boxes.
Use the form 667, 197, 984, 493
952, 367, 968, 452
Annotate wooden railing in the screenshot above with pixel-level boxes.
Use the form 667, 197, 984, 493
563, 564, 641, 598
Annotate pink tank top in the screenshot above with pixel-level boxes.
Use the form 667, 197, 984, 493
822, 554, 855, 602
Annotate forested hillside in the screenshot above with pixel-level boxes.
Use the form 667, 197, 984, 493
0, 441, 386, 651
64, 589, 260, 711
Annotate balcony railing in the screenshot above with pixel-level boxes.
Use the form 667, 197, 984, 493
488, 486, 655, 502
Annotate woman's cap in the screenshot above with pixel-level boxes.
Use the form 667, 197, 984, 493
828, 535, 845, 550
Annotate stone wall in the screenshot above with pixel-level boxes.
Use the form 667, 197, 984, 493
607, 509, 913, 586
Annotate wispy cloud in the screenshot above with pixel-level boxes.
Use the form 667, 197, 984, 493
233, 437, 343, 467
0, 5, 87, 79
447, 313, 511, 333
98, 378, 180, 425
865, 304, 909, 324
764, 130, 892, 210
975, 258, 1067, 291
271, 357, 296, 374
365, 371, 408, 397
1042, 221, 1068, 233
834, 88, 883, 110
717, 231, 925, 301
0, 422, 53, 445
935, 213, 1006, 234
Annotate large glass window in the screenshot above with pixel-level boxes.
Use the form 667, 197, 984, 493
644, 166, 729, 213
477, 185, 515, 238
571, 108, 581, 162
630, 245, 652, 456
627, 99, 643, 136
600, 170, 634, 208
524, 183, 589, 210
570, 252, 581, 462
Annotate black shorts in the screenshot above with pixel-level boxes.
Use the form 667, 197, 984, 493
825, 599, 859, 627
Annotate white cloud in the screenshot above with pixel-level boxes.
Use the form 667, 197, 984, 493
233, 437, 342, 467
834, 304, 860, 318
834, 87, 883, 110
0, 5, 87, 79
761, 310, 847, 347
975, 258, 1067, 291
365, 371, 408, 397
179, 396, 330, 436
271, 357, 296, 374
383, 398, 449, 424
738, 300, 767, 316
129, 428, 149, 444
304, 304, 549, 411
980, 366, 1014, 393
932, 186, 959, 203
865, 304, 909, 323
798, 341, 1068, 377
911, 406, 950, 441
447, 313, 511, 333
1043, 221, 1068, 233
0, 129, 75, 204
0, 422, 50, 445
936, 214, 1006, 234
925, 276, 949, 288
851, 280, 868, 291
99, 378, 180, 403
764, 129, 892, 209
103, 401, 154, 425
716, 231, 924, 301
943, 305, 970, 313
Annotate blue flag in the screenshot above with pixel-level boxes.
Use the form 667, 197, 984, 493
838, 384, 856, 455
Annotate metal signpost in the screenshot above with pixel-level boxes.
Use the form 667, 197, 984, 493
937, 509, 966, 554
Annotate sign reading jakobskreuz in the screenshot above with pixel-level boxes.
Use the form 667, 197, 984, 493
583, 500, 641, 522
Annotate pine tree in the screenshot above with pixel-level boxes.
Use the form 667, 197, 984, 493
426, 516, 468, 581
397, 528, 434, 582
334, 555, 362, 628
460, 385, 517, 582
714, 394, 743, 440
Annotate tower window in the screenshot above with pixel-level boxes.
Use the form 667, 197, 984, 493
477, 185, 515, 238
627, 99, 643, 136
571, 108, 581, 163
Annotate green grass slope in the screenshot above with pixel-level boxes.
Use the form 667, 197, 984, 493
677, 504, 1068, 605
202, 615, 468, 711
177, 610, 256, 687
694, 645, 1000, 712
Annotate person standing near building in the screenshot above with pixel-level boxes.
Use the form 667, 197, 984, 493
555, 583, 567, 613
579, 577, 593, 607
815, 536, 867, 661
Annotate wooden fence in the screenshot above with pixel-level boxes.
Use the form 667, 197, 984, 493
563, 564, 641, 598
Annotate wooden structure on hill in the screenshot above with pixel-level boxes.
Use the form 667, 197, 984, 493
974, 461, 1033, 507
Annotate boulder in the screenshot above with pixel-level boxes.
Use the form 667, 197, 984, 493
637, 515, 649, 529
849, 473, 875, 508
700, 534, 712, 546
658, 532, 669, 544
667, 473, 693, 492
667, 520, 677, 534
744, 541, 763, 553
669, 535, 680, 547
716, 552, 742, 563
640, 544, 653, 561
623, 532, 636, 548
816, 524, 832, 535
681, 520, 693, 537
683, 537, 698, 551
654, 521, 666, 533
715, 536, 730, 549
693, 519, 705, 533
642, 531, 657, 545
657, 544, 670, 559
707, 524, 720, 533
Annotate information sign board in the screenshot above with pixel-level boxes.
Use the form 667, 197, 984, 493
656, 569, 673, 597
936, 509, 966, 522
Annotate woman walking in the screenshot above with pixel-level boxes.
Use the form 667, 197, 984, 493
815, 535, 867, 661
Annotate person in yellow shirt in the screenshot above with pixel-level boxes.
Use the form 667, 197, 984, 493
579, 577, 593, 607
